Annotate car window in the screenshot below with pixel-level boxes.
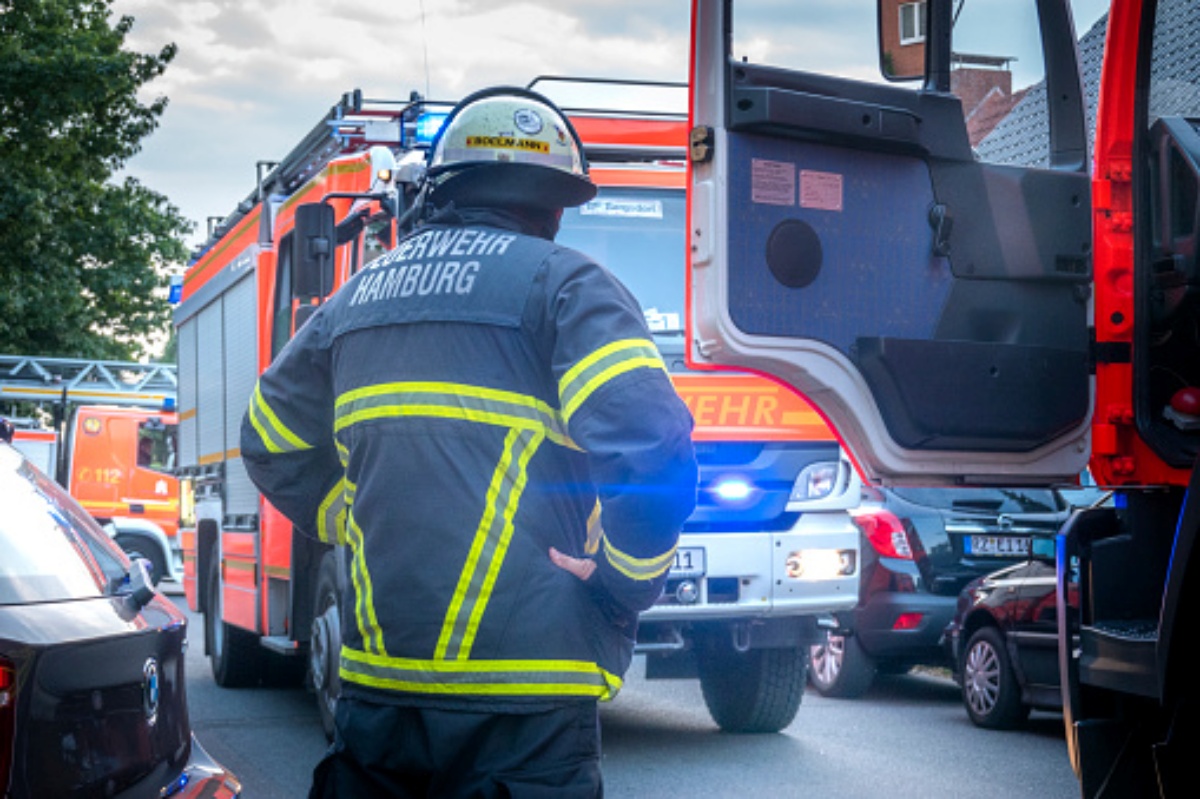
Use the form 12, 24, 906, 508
889, 486, 1064, 513
0, 444, 129, 604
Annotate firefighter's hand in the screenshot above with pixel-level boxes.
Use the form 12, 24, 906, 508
549, 547, 596, 582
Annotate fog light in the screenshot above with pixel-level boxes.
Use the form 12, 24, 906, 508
786, 549, 857, 580
675, 580, 699, 604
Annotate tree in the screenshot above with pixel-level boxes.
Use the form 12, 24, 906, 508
0, 0, 190, 361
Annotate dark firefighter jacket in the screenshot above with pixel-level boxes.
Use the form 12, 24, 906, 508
241, 209, 698, 711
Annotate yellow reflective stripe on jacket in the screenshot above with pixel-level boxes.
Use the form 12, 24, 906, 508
602, 535, 677, 581
436, 428, 542, 661
585, 500, 603, 556
340, 647, 624, 701
334, 381, 576, 449
247, 384, 312, 453
558, 339, 667, 422
347, 514, 386, 655
317, 479, 350, 546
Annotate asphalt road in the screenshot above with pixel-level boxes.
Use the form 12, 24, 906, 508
168, 587, 1080, 798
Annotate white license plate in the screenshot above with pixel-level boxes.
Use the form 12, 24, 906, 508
670, 547, 706, 578
967, 535, 1030, 556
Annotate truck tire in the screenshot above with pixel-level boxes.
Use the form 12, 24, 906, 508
115, 534, 167, 587
698, 641, 807, 733
961, 626, 1028, 729
808, 631, 876, 699
309, 550, 342, 741
205, 549, 263, 687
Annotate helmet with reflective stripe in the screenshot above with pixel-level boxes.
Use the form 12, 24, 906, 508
426, 86, 596, 211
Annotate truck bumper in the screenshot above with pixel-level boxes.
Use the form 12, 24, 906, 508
641, 509, 860, 624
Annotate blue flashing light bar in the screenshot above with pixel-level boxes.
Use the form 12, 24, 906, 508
415, 112, 450, 146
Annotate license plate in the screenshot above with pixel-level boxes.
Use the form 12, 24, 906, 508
670, 547, 706, 578
966, 535, 1030, 556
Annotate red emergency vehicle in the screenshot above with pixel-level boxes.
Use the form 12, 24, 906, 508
687, 0, 1198, 794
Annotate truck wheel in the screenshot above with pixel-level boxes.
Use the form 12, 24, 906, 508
309, 550, 342, 741
961, 626, 1029, 729
115, 535, 167, 587
698, 642, 806, 733
808, 631, 876, 699
205, 549, 263, 687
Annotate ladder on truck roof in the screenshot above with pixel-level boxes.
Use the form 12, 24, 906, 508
192, 77, 688, 262
195, 89, 448, 260
0, 354, 177, 410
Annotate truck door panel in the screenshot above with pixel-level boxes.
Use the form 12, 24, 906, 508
689, 0, 1092, 484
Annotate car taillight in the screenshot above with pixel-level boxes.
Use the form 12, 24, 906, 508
1, 659, 14, 793
851, 509, 913, 559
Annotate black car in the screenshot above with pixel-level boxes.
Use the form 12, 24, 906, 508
943, 490, 1102, 729
809, 485, 1070, 699
941, 530, 1066, 729
0, 436, 241, 798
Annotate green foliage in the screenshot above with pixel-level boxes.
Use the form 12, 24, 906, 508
0, 0, 191, 360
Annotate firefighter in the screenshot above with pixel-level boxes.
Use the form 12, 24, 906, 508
241, 86, 697, 797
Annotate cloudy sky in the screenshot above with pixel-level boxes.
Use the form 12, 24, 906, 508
111, 0, 1109, 252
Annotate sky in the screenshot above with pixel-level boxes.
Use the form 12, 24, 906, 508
111, 0, 1111, 253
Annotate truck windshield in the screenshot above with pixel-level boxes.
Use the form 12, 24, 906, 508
557, 187, 686, 334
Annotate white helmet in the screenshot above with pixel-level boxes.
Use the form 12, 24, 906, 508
425, 87, 596, 210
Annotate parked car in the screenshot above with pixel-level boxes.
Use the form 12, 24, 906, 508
809, 485, 1070, 699
943, 495, 1097, 729
0, 431, 241, 798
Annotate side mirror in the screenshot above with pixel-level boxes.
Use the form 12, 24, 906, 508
878, 0, 927, 81
292, 202, 336, 299
121, 558, 157, 617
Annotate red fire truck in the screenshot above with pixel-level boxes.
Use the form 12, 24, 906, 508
687, 0, 1197, 793
0, 355, 181, 584
177, 79, 861, 735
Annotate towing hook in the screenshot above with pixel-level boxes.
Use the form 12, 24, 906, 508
732, 622, 752, 653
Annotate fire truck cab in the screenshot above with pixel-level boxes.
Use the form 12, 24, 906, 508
688, 0, 1198, 793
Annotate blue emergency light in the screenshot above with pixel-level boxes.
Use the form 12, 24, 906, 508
710, 476, 756, 507
414, 112, 449, 146
168, 274, 183, 305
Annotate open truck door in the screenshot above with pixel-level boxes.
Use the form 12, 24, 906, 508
688, 0, 1093, 486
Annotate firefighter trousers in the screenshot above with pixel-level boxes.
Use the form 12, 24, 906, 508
309, 696, 603, 798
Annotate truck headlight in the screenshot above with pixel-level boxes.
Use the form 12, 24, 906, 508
790, 461, 841, 502
785, 548, 857, 580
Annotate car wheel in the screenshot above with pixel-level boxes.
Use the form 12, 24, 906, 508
205, 547, 264, 687
115, 535, 166, 587
698, 641, 806, 733
809, 631, 876, 699
310, 550, 342, 741
961, 626, 1029, 729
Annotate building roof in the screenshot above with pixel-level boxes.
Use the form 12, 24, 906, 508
974, 0, 1200, 168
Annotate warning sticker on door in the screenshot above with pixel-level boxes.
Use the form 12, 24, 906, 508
751, 159, 795, 206
800, 170, 843, 212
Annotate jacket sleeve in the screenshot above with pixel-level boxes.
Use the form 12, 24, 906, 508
549, 257, 698, 619
240, 311, 348, 546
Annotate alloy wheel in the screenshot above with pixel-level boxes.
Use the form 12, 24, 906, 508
963, 637, 1001, 717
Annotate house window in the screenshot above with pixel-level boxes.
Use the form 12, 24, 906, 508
899, 2, 926, 46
